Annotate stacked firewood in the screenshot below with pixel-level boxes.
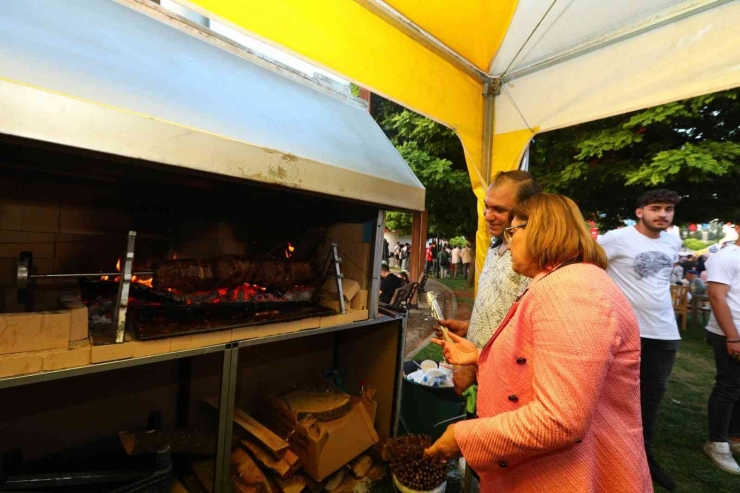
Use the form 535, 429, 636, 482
187, 398, 387, 493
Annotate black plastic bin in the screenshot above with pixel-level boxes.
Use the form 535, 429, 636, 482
399, 361, 466, 442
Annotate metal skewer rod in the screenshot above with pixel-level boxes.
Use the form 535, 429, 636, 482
27, 271, 155, 279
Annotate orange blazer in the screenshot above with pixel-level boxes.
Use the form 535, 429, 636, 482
455, 263, 652, 492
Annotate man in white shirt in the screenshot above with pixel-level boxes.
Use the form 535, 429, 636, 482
599, 189, 682, 491
460, 244, 473, 279
451, 245, 461, 279
703, 222, 740, 474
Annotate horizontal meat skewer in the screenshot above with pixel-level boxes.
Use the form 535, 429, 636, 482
154, 256, 314, 292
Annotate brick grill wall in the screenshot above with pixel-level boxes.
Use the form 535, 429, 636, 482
0, 174, 371, 301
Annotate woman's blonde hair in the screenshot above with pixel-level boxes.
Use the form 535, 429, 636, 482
510, 193, 608, 270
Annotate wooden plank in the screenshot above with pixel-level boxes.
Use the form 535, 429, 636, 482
231, 447, 273, 493
241, 438, 301, 478
272, 474, 306, 493
203, 397, 289, 459
283, 391, 351, 422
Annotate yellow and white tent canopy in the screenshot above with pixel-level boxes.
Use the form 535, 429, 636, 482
177, 0, 740, 273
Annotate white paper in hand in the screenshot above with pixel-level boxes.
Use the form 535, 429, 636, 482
427, 292, 452, 344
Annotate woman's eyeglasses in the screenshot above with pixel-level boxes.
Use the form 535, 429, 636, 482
503, 223, 527, 243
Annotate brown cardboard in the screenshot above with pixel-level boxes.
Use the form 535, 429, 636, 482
43, 339, 92, 371
348, 309, 369, 322
0, 350, 44, 378
322, 278, 360, 303
258, 391, 379, 481
0, 311, 70, 355
350, 290, 368, 311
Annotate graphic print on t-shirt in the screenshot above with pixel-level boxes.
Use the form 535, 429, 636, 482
633, 251, 673, 280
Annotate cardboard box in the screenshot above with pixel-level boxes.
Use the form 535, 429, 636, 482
322, 278, 360, 303
258, 390, 379, 481
350, 290, 368, 311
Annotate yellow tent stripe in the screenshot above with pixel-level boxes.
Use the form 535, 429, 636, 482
385, 0, 519, 71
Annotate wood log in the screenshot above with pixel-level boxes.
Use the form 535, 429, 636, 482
119, 429, 216, 455
283, 391, 352, 422
231, 447, 273, 493
191, 460, 216, 493
170, 479, 191, 493
181, 473, 211, 493
272, 474, 306, 493
203, 397, 289, 459
324, 469, 345, 491
241, 438, 301, 478
349, 455, 372, 479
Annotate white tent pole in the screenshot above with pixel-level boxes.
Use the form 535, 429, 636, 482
481, 79, 499, 185
502, 0, 734, 83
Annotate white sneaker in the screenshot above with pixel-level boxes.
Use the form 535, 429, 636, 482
704, 441, 740, 474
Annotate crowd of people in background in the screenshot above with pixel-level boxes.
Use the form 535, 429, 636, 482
423, 240, 473, 280
421, 171, 740, 492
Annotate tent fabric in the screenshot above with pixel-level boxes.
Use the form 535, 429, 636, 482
181, 0, 489, 203
181, 0, 740, 281
0, 0, 425, 211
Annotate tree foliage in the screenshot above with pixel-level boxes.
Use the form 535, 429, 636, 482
530, 89, 740, 230
683, 238, 712, 251
374, 97, 477, 239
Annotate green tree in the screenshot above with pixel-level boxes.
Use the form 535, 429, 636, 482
530, 89, 740, 230
374, 97, 477, 240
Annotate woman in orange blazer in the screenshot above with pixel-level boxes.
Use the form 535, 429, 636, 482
427, 194, 652, 492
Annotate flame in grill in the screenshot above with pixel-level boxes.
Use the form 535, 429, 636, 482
284, 242, 295, 259
99, 257, 153, 288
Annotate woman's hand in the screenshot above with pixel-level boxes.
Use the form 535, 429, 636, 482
425, 424, 462, 460
431, 331, 479, 366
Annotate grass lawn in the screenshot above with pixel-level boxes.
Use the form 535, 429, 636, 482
652, 320, 737, 492
410, 306, 739, 491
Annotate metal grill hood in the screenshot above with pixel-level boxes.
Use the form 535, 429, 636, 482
0, 0, 425, 211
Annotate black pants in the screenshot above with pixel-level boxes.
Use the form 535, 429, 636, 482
706, 330, 740, 442
640, 337, 680, 452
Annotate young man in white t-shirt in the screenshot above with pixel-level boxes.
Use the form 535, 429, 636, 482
599, 189, 682, 491
704, 222, 740, 474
